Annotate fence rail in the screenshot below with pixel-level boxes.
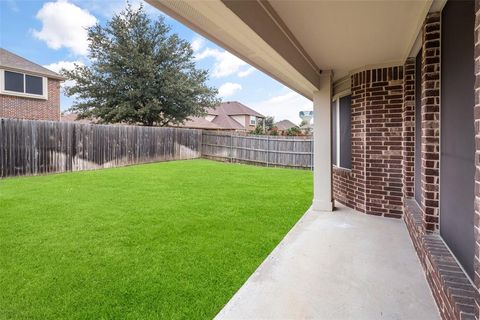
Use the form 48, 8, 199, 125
201, 132, 313, 169
0, 118, 202, 178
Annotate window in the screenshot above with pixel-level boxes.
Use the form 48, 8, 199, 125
1, 70, 47, 99
332, 95, 352, 169
440, 0, 475, 279
250, 116, 256, 125
5, 71, 24, 93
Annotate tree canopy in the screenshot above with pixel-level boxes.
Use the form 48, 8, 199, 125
62, 4, 219, 126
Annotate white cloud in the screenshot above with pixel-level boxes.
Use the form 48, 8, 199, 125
44, 60, 84, 88
218, 82, 242, 98
238, 66, 256, 78
191, 37, 205, 52
70, 0, 161, 18
249, 89, 312, 124
32, 0, 97, 56
195, 47, 247, 78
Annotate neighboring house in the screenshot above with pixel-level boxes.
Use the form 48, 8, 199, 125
0, 48, 64, 121
206, 101, 265, 131
178, 101, 265, 131
274, 119, 298, 135
176, 116, 235, 131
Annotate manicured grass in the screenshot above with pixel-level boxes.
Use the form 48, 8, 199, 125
0, 159, 312, 319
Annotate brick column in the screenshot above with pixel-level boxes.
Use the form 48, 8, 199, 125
474, 2, 480, 317
402, 58, 415, 200
421, 12, 441, 232
350, 67, 404, 218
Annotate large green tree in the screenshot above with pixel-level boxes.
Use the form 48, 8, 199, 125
63, 4, 219, 126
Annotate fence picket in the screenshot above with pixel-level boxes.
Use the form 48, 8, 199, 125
202, 132, 313, 170
0, 118, 202, 178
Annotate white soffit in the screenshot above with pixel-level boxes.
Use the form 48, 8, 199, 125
146, 0, 320, 100
268, 0, 432, 80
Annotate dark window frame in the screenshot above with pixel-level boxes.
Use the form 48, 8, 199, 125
2, 70, 46, 98
332, 94, 352, 169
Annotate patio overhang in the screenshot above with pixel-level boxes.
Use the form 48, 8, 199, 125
145, 0, 446, 212
146, 0, 440, 99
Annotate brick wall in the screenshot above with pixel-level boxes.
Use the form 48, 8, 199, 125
0, 78, 60, 121
404, 200, 476, 320
332, 166, 355, 208
335, 66, 405, 218
421, 12, 441, 232
401, 9, 479, 320
403, 58, 416, 199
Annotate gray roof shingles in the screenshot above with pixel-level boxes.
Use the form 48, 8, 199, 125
275, 119, 298, 131
0, 48, 65, 80
207, 101, 265, 118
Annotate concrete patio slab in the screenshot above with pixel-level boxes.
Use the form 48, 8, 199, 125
215, 204, 439, 320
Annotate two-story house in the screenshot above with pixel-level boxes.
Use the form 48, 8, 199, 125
178, 101, 265, 131
0, 48, 64, 121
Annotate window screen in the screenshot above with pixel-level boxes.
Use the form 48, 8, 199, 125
332, 100, 337, 166
4, 71, 24, 93
25, 75, 43, 95
440, 0, 475, 279
332, 95, 352, 169
339, 95, 352, 169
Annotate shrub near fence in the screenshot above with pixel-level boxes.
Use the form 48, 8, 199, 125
202, 132, 313, 169
0, 118, 202, 178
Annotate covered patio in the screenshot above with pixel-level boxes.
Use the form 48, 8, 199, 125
147, 0, 479, 319
216, 204, 438, 319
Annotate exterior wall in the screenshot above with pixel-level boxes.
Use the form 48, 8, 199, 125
332, 166, 355, 208
332, 66, 405, 218
403, 11, 477, 320
333, 9, 480, 318
402, 58, 416, 199
420, 12, 441, 232
404, 199, 476, 320
0, 78, 60, 121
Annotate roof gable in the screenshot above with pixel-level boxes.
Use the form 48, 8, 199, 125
0, 48, 65, 80
207, 101, 265, 118
275, 119, 298, 130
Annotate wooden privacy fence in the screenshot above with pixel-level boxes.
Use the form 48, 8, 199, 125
0, 118, 202, 178
202, 132, 313, 169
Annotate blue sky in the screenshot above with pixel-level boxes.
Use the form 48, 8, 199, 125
0, 0, 312, 123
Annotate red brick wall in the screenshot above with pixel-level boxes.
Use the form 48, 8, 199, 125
403, 58, 416, 199
421, 12, 441, 232
332, 166, 355, 208
0, 78, 60, 121
334, 66, 404, 218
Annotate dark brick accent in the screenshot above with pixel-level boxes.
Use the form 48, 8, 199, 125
421, 12, 441, 231
333, 66, 404, 218
0, 78, 60, 121
404, 199, 476, 319
332, 166, 355, 208
403, 58, 416, 199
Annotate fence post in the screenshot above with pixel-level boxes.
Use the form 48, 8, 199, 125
311, 138, 314, 171
230, 133, 233, 163
266, 135, 269, 167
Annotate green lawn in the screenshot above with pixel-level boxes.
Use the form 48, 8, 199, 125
0, 159, 312, 319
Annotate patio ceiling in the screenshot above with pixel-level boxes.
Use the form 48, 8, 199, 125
146, 0, 440, 99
